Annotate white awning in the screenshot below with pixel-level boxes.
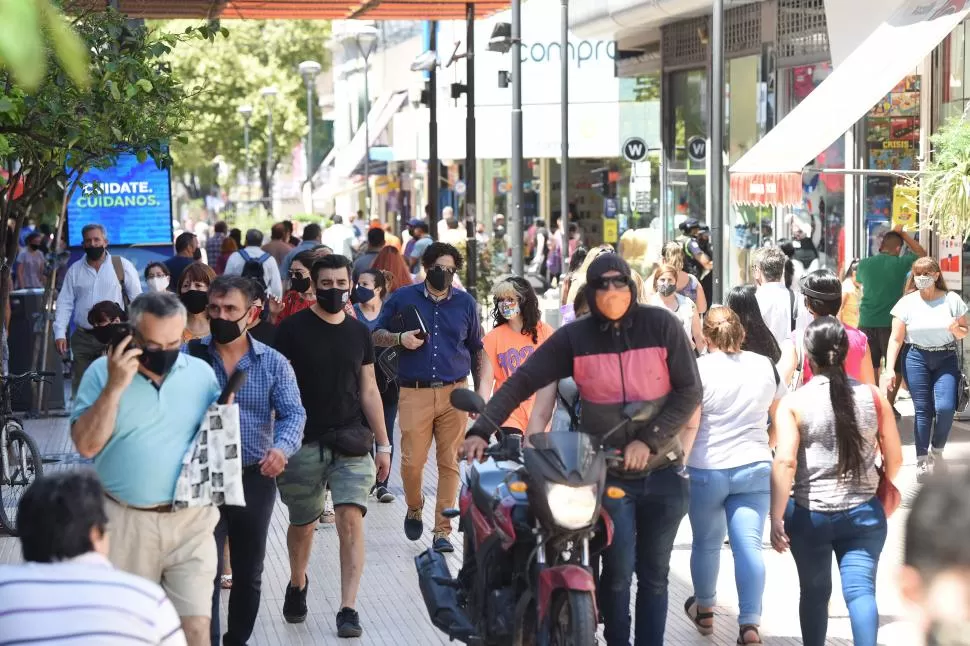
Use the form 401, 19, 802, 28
332, 90, 408, 180
730, 0, 970, 177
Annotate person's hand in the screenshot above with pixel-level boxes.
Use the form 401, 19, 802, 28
259, 448, 287, 477
105, 336, 142, 393
892, 223, 904, 233
461, 436, 489, 464
401, 330, 425, 350
267, 295, 284, 318
770, 517, 790, 553
374, 451, 391, 483
948, 318, 966, 337
55, 338, 68, 356
884, 369, 897, 393
623, 440, 653, 471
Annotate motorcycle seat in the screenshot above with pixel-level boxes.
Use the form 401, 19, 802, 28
469, 459, 508, 512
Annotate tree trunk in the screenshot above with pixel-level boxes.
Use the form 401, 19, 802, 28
259, 160, 270, 201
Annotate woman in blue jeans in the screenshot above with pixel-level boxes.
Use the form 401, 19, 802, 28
884, 256, 969, 482
684, 306, 784, 645
771, 317, 902, 646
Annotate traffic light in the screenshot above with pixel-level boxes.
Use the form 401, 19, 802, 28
591, 167, 616, 198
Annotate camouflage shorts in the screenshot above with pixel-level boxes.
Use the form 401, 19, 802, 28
277, 442, 377, 526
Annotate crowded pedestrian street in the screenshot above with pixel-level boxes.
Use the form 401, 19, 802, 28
1, 399, 961, 645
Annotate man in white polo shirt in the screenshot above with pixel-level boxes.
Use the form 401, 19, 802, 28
0, 470, 186, 645
754, 246, 805, 348
71, 291, 221, 646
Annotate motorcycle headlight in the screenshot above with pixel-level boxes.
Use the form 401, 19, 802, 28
545, 483, 598, 530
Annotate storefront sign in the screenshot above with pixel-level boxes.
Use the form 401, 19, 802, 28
603, 218, 618, 244
687, 136, 707, 163
891, 185, 919, 229
939, 236, 963, 290
604, 198, 618, 219
622, 137, 649, 162
454, 180, 466, 196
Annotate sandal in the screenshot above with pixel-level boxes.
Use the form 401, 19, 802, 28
738, 625, 762, 645
220, 574, 233, 589
684, 596, 714, 636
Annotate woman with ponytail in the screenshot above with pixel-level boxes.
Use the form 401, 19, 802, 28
770, 316, 902, 646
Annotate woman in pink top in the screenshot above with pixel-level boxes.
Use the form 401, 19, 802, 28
778, 269, 876, 388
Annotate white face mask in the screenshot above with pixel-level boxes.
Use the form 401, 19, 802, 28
914, 275, 936, 291
148, 276, 170, 292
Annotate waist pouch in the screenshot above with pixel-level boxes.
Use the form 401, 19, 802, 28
320, 422, 374, 457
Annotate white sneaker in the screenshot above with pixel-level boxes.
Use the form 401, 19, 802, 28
930, 449, 946, 475
917, 458, 930, 483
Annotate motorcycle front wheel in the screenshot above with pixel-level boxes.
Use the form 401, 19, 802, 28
549, 590, 596, 646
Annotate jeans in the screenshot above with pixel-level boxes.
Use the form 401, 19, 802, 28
211, 468, 278, 646
904, 347, 959, 457
784, 497, 887, 646
599, 466, 689, 646
687, 461, 770, 626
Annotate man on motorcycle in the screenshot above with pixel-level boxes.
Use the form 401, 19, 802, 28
462, 253, 702, 646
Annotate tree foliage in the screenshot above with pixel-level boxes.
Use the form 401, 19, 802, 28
914, 115, 970, 240
0, 0, 89, 91
160, 20, 331, 200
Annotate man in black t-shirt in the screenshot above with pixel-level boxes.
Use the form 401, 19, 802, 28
274, 254, 391, 639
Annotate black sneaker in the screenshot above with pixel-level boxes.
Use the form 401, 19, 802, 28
375, 485, 396, 503
433, 533, 454, 553
282, 575, 308, 623
336, 607, 363, 638
404, 499, 424, 541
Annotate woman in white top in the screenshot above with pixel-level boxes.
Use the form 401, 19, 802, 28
885, 256, 969, 481
683, 306, 784, 645
651, 264, 705, 352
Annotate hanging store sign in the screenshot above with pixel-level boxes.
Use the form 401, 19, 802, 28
687, 136, 707, 163
940, 236, 963, 291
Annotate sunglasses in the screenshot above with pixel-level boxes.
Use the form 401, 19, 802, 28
591, 275, 631, 290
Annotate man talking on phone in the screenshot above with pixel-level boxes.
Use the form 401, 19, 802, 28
70, 291, 223, 646
372, 242, 484, 553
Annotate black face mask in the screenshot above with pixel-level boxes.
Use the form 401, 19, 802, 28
139, 347, 180, 377
28, 244, 40, 251
426, 266, 451, 291
209, 311, 250, 345
91, 323, 129, 346
193, 248, 203, 261
179, 290, 208, 315
84, 246, 105, 262
316, 288, 348, 314
289, 276, 311, 294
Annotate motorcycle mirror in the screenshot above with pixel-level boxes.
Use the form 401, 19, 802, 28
450, 389, 486, 414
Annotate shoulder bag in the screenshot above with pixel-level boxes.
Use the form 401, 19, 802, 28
869, 385, 900, 517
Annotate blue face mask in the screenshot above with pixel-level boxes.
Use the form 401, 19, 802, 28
354, 285, 376, 304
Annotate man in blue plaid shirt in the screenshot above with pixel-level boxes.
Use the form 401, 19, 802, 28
185, 275, 306, 646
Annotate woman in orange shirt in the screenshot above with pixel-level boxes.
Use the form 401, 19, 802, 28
478, 276, 555, 437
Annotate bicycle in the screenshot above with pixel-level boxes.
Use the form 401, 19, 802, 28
0, 371, 54, 535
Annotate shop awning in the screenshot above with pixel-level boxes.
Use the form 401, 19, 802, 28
729, 0, 970, 202
729, 173, 803, 207
332, 90, 408, 180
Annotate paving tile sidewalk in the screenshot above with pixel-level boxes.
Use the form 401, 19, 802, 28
1, 403, 962, 645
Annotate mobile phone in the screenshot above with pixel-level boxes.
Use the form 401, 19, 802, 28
107, 322, 134, 351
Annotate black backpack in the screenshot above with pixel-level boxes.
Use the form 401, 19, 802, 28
239, 249, 270, 283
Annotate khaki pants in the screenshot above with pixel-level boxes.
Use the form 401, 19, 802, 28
398, 383, 468, 535
70, 327, 104, 396
104, 497, 219, 617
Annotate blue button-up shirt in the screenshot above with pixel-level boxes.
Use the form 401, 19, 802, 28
188, 335, 306, 467
376, 284, 483, 382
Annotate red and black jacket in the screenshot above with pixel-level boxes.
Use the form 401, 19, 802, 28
469, 303, 702, 475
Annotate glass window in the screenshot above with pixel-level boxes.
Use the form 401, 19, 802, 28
665, 69, 709, 240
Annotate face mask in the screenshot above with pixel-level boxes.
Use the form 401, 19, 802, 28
139, 347, 180, 376
84, 246, 105, 261
148, 276, 170, 292
90, 323, 127, 346
289, 276, 311, 294
179, 289, 208, 315
914, 275, 935, 290
354, 285, 376, 304
209, 311, 250, 345
317, 288, 349, 314
426, 266, 451, 291
657, 282, 677, 297
500, 302, 520, 319
28, 244, 40, 251
595, 289, 632, 321
193, 248, 202, 261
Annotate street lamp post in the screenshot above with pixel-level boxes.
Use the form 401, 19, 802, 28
510, 0, 524, 276
261, 86, 278, 216
560, 0, 569, 257
237, 104, 253, 203
354, 27, 379, 218
299, 60, 322, 216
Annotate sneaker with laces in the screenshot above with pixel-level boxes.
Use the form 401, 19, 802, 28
336, 607, 363, 638
404, 498, 424, 541
375, 485, 396, 503
917, 459, 930, 484
930, 449, 946, 475
433, 532, 454, 553
283, 575, 309, 623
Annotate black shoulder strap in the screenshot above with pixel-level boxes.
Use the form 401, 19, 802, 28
789, 289, 797, 331
186, 339, 212, 366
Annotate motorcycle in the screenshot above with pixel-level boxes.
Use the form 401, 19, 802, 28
415, 389, 649, 646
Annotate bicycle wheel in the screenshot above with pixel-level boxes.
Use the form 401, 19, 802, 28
0, 421, 43, 536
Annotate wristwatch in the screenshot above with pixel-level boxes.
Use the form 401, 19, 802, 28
376, 444, 392, 454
